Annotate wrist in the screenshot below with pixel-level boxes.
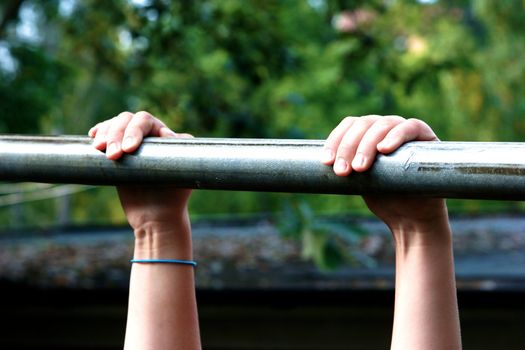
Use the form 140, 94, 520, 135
390, 211, 452, 251
133, 211, 193, 260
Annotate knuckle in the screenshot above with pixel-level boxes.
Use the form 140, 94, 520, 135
342, 116, 356, 124
375, 115, 405, 128
133, 111, 155, 125
116, 111, 133, 120
362, 114, 382, 122
134, 110, 153, 119
404, 118, 427, 133
383, 115, 405, 124
407, 118, 437, 139
354, 115, 376, 127
406, 117, 424, 127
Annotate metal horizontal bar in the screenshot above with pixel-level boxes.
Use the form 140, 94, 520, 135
1, 135, 524, 199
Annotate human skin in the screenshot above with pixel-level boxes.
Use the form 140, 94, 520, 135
90, 113, 461, 350
89, 111, 201, 350
322, 115, 462, 350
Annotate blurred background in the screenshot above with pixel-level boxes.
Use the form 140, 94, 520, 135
1, 0, 525, 349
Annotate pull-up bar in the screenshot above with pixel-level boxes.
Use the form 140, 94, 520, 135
0, 135, 524, 200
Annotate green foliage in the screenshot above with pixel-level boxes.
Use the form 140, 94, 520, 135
1, 0, 525, 262
0, 45, 71, 133
279, 197, 375, 270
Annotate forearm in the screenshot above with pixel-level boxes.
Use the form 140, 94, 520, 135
390, 218, 461, 350
124, 212, 201, 350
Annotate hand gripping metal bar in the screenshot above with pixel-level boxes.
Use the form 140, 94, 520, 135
1, 135, 524, 200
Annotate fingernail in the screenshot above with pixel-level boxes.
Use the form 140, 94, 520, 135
334, 157, 348, 173
107, 142, 119, 156
322, 148, 334, 163
122, 136, 135, 150
352, 153, 365, 169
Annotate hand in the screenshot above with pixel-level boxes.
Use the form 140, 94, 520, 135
89, 111, 193, 233
322, 115, 449, 246
97, 113, 202, 349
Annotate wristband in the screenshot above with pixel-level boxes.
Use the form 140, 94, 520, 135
130, 259, 197, 267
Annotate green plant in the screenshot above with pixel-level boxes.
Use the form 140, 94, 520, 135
278, 197, 376, 270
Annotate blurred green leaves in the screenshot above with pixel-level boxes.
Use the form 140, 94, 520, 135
1, 0, 525, 234
279, 198, 375, 270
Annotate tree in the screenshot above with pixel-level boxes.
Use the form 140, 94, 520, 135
1, 0, 524, 235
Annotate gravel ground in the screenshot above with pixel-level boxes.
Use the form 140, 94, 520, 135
1, 215, 525, 291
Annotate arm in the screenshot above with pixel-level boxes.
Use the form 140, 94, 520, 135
322, 115, 461, 350
89, 111, 201, 350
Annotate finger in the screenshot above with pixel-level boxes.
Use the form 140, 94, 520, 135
88, 122, 103, 138
159, 126, 177, 138
172, 132, 194, 139
352, 115, 406, 172
333, 115, 381, 176
377, 118, 438, 154
105, 112, 134, 160
121, 111, 168, 153
92, 120, 112, 151
322, 116, 358, 165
